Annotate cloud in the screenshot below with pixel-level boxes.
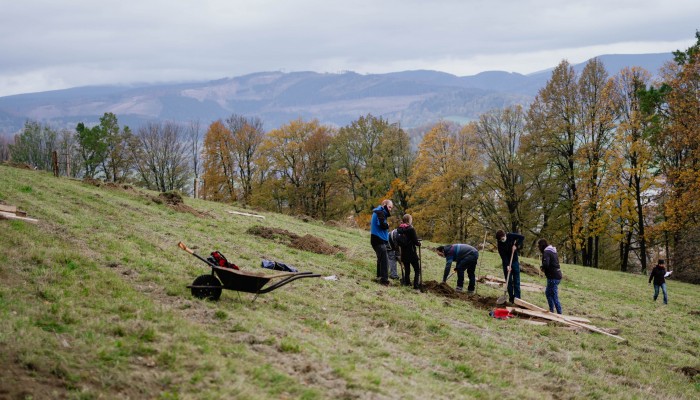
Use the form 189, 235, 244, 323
1, 0, 698, 96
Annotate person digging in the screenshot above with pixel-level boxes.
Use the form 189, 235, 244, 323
436, 244, 479, 293
396, 214, 422, 289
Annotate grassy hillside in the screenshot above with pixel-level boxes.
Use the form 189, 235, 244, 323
1, 164, 698, 399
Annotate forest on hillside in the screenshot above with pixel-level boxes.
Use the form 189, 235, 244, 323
2, 34, 699, 283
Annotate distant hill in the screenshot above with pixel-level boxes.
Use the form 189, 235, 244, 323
0, 53, 673, 135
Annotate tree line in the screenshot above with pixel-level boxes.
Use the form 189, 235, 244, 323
3, 33, 698, 282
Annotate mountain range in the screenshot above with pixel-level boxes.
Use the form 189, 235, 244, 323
0, 53, 673, 136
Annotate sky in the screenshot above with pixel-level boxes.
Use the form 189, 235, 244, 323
1, 0, 698, 97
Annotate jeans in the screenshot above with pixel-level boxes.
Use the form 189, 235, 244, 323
372, 241, 389, 283
402, 254, 421, 288
455, 257, 478, 291
653, 283, 668, 304
545, 278, 562, 314
503, 261, 521, 301
388, 249, 399, 279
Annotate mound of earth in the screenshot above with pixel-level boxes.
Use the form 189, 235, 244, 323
247, 225, 345, 255
290, 234, 341, 255
157, 191, 183, 205
422, 280, 499, 310
148, 191, 208, 217
676, 366, 700, 378
520, 262, 542, 276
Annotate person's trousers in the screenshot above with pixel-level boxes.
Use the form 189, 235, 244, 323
653, 283, 668, 304
372, 241, 389, 283
388, 249, 399, 279
401, 254, 421, 288
456, 257, 478, 291
503, 261, 521, 301
545, 278, 562, 314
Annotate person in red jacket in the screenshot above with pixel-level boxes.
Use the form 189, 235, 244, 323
396, 214, 422, 289
648, 259, 670, 304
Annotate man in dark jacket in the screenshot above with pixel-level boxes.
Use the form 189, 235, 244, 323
437, 243, 479, 293
396, 214, 422, 289
538, 238, 563, 314
496, 230, 525, 304
648, 259, 669, 304
370, 199, 393, 285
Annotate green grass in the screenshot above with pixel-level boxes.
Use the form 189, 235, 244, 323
1, 164, 699, 399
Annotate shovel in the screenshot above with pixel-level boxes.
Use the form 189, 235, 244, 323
417, 240, 423, 290
475, 231, 488, 295
496, 247, 516, 305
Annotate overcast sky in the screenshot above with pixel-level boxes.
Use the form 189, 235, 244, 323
1, 0, 698, 97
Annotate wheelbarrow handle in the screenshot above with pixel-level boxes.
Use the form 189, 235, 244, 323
178, 241, 194, 254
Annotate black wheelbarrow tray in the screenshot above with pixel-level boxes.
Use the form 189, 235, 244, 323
178, 242, 321, 301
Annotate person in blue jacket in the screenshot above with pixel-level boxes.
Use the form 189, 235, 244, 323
496, 230, 525, 304
370, 199, 393, 285
437, 244, 479, 293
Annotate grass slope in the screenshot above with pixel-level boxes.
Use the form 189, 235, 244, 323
1, 165, 698, 399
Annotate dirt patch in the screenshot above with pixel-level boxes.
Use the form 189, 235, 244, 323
690, 310, 700, 317
290, 234, 342, 255
520, 262, 542, 276
157, 191, 183, 205
247, 226, 297, 240
247, 225, 346, 255
676, 366, 700, 378
82, 177, 103, 187
149, 191, 209, 217
0, 347, 71, 400
422, 280, 499, 310
4, 162, 34, 170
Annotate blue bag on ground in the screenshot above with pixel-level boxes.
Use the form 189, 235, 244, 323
261, 259, 298, 272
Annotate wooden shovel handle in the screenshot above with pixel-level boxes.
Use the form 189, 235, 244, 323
178, 241, 194, 254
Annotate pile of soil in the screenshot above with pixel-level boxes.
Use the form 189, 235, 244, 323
520, 262, 542, 276
103, 182, 134, 191
676, 366, 700, 378
247, 226, 296, 241
290, 234, 342, 255
422, 280, 499, 310
247, 225, 345, 255
157, 191, 183, 205
82, 177, 102, 187
149, 191, 208, 217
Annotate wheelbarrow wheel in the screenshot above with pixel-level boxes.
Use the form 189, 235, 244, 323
191, 274, 222, 301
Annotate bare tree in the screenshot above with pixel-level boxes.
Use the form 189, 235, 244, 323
0, 135, 11, 162
131, 121, 191, 192
473, 106, 528, 234
225, 114, 265, 205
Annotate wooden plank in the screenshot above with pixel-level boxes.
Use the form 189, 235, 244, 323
514, 298, 546, 312
511, 308, 626, 342
513, 298, 591, 323
0, 211, 38, 223
0, 204, 17, 213
227, 210, 265, 219
481, 275, 505, 283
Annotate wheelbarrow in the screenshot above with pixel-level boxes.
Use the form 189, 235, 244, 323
178, 242, 321, 302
